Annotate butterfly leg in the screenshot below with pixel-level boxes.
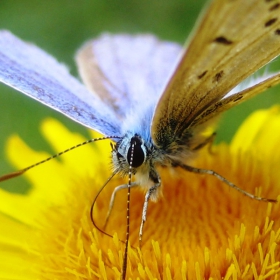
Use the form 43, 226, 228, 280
175, 162, 277, 203
104, 182, 139, 229
192, 132, 216, 153
139, 169, 161, 247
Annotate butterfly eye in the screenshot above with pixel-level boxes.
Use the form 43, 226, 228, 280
127, 135, 146, 168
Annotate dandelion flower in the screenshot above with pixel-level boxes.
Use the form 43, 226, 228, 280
0, 107, 280, 279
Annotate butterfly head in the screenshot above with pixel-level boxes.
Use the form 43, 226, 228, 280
111, 133, 152, 175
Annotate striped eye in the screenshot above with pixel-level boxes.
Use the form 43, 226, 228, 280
126, 135, 146, 168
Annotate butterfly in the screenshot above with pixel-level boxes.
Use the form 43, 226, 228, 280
1, 0, 280, 279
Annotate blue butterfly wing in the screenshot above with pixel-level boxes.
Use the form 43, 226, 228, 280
76, 34, 182, 120
0, 30, 120, 136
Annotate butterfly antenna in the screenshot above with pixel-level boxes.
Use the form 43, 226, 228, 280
0, 135, 122, 182
121, 138, 136, 280
90, 167, 138, 280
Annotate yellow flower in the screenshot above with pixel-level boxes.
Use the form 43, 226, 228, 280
1, 106, 280, 280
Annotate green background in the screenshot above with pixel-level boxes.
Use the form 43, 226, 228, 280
0, 0, 280, 193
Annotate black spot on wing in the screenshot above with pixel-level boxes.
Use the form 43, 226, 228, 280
275, 28, 280, 35
265, 18, 278, 27
269, 3, 280, 11
233, 95, 243, 102
197, 70, 208, 79
213, 36, 233, 45
212, 71, 224, 83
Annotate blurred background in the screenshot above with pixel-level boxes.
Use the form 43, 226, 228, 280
0, 0, 280, 193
